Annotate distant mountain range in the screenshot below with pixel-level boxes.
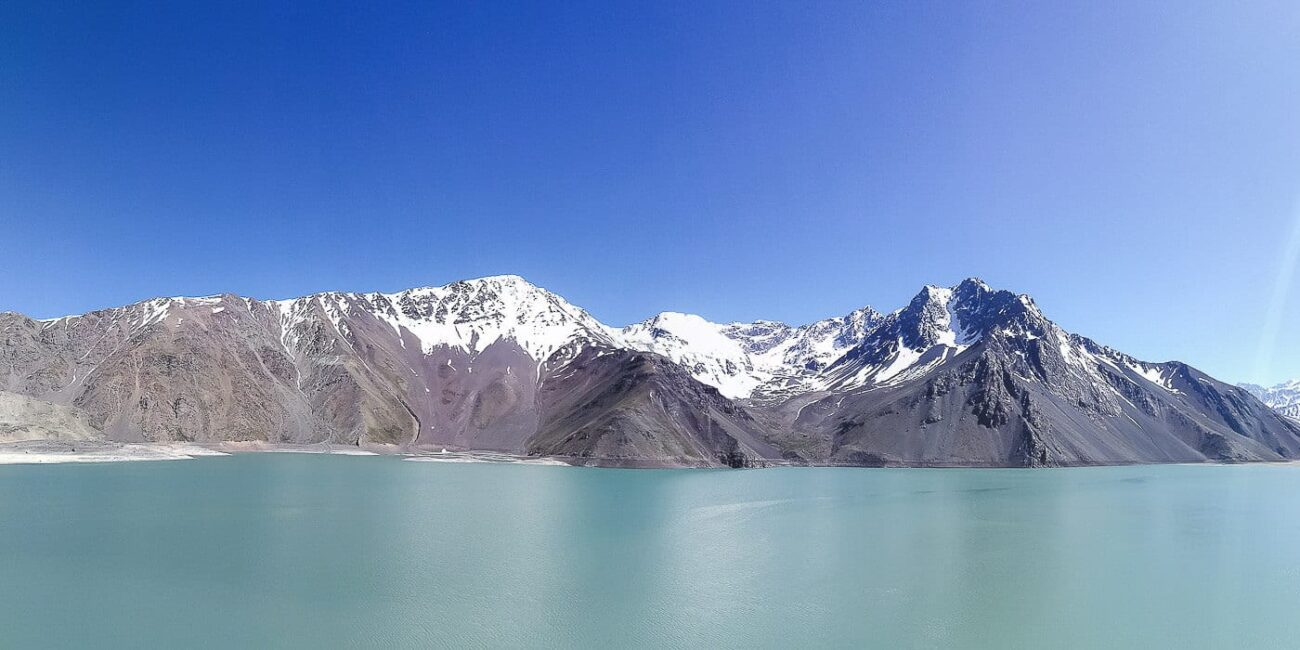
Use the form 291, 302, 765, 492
1240, 380, 1300, 421
4, 275, 1298, 467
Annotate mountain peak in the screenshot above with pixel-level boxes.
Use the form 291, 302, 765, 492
1241, 380, 1300, 420
908, 278, 992, 309
915, 284, 952, 302
446, 273, 537, 290
280, 274, 615, 361
478, 273, 529, 283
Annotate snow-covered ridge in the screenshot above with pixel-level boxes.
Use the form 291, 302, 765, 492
1241, 380, 1300, 420
620, 312, 765, 398
274, 275, 618, 361
36, 295, 225, 325
18, 274, 1209, 404
17, 275, 1025, 399
616, 279, 1023, 398
806, 282, 988, 393
617, 303, 891, 398
31, 275, 617, 365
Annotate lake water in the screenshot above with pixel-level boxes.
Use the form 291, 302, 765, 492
2, 456, 1298, 648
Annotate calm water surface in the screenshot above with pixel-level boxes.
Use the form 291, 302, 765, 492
2, 455, 1299, 648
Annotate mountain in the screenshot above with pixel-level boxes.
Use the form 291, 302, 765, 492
619, 306, 881, 400
3, 275, 1297, 467
765, 280, 1300, 466
1240, 380, 1300, 421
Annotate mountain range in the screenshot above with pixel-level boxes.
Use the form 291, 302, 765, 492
1241, 380, 1300, 422
4, 275, 1298, 467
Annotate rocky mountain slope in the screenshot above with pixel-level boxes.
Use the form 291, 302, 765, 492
1241, 380, 1300, 421
0, 391, 101, 443
3, 275, 1296, 467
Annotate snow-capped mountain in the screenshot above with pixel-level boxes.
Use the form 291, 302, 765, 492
619, 278, 1049, 400
1241, 380, 1300, 421
811, 281, 990, 392
272, 275, 618, 361
3, 274, 1298, 467
617, 306, 881, 399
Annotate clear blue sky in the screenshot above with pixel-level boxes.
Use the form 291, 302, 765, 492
2, 1, 1299, 384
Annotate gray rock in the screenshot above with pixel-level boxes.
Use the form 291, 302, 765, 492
3, 275, 1296, 467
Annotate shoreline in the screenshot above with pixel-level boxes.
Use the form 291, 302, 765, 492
0, 440, 576, 466
0, 440, 231, 465
3, 440, 1300, 469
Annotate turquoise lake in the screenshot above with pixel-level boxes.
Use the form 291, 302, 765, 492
2, 455, 1299, 648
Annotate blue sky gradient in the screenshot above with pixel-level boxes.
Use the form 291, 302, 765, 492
2, 1, 1298, 384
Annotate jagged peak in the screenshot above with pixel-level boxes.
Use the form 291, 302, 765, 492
438, 273, 543, 293
266, 274, 559, 308
955, 276, 990, 291
904, 280, 993, 316
470, 273, 530, 284
908, 278, 993, 307
915, 284, 952, 302
641, 310, 707, 324
382, 274, 555, 300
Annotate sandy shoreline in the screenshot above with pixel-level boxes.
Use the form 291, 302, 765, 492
403, 450, 571, 466
0, 440, 575, 466
0, 440, 231, 465
207, 440, 391, 456
0, 440, 395, 465
5, 440, 1299, 469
